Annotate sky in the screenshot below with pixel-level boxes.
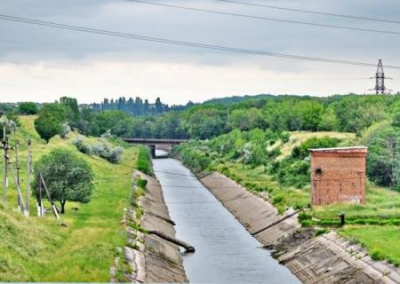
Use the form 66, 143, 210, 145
0, 0, 400, 105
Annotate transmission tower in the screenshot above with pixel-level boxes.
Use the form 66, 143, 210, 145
371, 59, 391, 94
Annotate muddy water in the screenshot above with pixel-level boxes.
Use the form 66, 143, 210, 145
152, 157, 300, 284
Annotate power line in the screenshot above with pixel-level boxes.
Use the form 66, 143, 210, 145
217, 0, 400, 25
128, 0, 400, 36
0, 14, 400, 70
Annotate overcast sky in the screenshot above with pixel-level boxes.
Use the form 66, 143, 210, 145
0, 0, 400, 105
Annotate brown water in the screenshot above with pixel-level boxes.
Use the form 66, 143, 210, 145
153, 156, 300, 284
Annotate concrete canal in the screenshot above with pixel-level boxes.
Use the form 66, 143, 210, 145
152, 157, 300, 284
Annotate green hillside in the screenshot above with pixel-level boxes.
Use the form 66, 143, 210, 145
173, 127, 400, 266
0, 116, 137, 282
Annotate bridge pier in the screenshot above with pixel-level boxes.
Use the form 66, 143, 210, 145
149, 145, 156, 159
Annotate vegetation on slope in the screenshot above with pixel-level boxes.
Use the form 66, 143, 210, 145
173, 115, 400, 265
0, 116, 138, 282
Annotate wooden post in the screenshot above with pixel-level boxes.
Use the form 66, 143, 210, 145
37, 176, 43, 217
26, 139, 32, 216
14, 131, 21, 211
39, 174, 60, 220
2, 133, 8, 205
9, 162, 27, 216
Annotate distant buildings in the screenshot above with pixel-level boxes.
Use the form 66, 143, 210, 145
310, 147, 368, 207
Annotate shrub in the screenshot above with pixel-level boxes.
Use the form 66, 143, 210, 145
314, 228, 328, 237
370, 249, 385, 261
101, 129, 113, 139
136, 179, 148, 189
60, 122, 71, 139
109, 147, 123, 164
280, 132, 290, 143
301, 220, 314, 227
92, 143, 123, 164
73, 136, 93, 155
291, 137, 341, 160
298, 211, 312, 222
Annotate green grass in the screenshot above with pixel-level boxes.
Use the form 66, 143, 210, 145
339, 226, 400, 266
313, 184, 400, 221
0, 116, 138, 281
216, 162, 309, 213
136, 146, 153, 176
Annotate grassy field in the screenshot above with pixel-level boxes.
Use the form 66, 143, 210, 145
339, 226, 400, 266
0, 116, 138, 281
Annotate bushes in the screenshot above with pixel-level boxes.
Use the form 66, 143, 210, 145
73, 136, 123, 164
93, 143, 123, 164
73, 137, 93, 155
291, 136, 341, 160
60, 122, 71, 139
370, 249, 385, 261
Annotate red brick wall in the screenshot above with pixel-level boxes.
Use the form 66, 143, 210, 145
310, 148, 368, 206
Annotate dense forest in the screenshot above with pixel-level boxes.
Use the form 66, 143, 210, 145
82, 94, 394, 140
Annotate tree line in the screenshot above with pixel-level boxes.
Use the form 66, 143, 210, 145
89, 97, 193, 116
3, 93, 400, 192
91, 94, 395, 140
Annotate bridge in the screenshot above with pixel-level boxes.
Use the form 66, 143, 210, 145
123, 138, 189, 157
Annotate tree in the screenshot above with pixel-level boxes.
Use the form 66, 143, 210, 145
367, 127, 400, 188
34, 103, 67, 142
18, 102, 38, 115
32, 149, 94, 213
229, 108, 264, 131
60, 97, 80, 128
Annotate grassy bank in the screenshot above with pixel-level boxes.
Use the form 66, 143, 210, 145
0, 116, 138, 281
339, 226, 400, 266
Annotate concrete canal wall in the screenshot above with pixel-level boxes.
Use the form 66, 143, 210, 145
200, 172, 400, 284
123, 171, 188, 283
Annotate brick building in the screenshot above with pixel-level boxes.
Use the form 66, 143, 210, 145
309, 146, 368, 207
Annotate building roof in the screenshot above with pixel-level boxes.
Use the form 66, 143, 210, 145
309, 146, 368, 156
309, 146, 367, 152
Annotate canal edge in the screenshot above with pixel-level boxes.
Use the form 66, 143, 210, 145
115, 170, 189, 283
198, 171, 400, 284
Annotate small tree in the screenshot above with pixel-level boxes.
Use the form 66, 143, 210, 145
18, 102, 38, 115
34, 103, 67, 142
32, 149, 94, 213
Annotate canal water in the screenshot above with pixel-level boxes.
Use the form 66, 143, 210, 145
152, 156, 300, 284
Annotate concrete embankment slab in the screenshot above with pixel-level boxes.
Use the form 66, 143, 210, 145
200, 171, 400, 284
135, 172, 188, 283
200, 172, 300, 245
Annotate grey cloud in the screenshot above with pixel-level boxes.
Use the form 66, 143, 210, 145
0, 0, 399, 71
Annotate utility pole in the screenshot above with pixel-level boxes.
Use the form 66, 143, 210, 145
26, 139, 32, 216
371, 59, 391, 94
2, 131, 9, 205
13, 130, 21, 211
